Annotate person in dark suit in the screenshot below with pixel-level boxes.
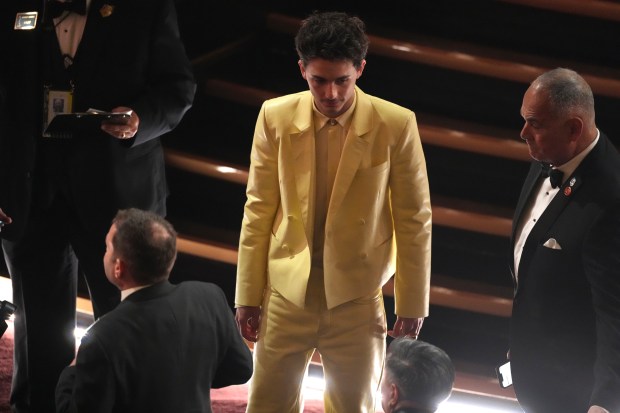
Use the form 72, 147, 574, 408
509, 67, 620, 413
55, 208, 253, 413
0, 1, 196, 411
380, 338, 455, 413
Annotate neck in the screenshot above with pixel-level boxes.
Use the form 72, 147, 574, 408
392, 400, 433, 413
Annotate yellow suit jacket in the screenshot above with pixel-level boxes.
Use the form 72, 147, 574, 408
236, 87, 431, 318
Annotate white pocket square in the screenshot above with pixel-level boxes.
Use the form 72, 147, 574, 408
543, 238, 562, 250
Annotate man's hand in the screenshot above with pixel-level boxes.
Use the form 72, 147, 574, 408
235, 306, 261, 343
388, 316, 424, 338
101, 106, 139, 140
0, 208, 12, 232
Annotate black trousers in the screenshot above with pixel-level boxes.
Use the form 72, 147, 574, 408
2, 183, 120, 413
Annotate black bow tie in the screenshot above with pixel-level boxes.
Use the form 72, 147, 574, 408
47, 0, 87, 19
540, 163, 564, 189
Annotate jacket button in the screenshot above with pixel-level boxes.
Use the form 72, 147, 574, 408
359, 218, 366, 225
360, 252, 368, 259
288, 215, 294, 221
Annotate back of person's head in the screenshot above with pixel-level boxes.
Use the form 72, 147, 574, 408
111, 208, 177, 285
532, 67, 595, 125
295, 10, 369, 69
382, 338, 455, 412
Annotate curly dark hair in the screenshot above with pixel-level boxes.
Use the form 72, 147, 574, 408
295, 11, 369, 69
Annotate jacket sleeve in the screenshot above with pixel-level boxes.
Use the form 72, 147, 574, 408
390, 111, 432, 318
212, 287, 254, 388
584, 203, 620, 412
55, 334, 116, 413
235, 101, 281, 306
129, 0, 196, 147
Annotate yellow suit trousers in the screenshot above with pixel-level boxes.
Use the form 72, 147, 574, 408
247, 269, 387, 413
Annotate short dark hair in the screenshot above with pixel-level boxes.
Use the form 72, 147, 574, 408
385, 338, 455, 411
111, 208, 177, 285
295, 11, 369, 69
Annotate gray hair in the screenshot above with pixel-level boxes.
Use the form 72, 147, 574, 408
532, 67, 595, 121
385, 338, 455, 411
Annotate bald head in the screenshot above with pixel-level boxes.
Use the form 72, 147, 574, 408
520, 68, 599, 165
111, 208, 177, 285
530, 68, 596, 132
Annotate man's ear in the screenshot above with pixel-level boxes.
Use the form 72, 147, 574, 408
567, 117, 584, 142
388, 382, 399, 410
356, 59, 366, 79
298, 60, 307, 79
113, 258, 125, 281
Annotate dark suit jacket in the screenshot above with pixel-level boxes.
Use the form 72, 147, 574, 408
509, 133, 620, 413
0, 0, 196, 239
55, 281, 254, 413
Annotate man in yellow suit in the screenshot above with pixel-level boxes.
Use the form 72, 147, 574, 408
235, 11, 432, 413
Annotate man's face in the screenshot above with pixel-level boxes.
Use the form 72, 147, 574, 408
103, 224, 118, 286
520, 85, 573, 166
299, 58, 365, 118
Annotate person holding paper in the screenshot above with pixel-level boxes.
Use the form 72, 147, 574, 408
0, 1, 196, 412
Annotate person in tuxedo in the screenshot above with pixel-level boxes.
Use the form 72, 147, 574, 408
0, 1, 196, 411
509, 67, 620, 413
234, 11, 432, 413
380, 338, 455, 413
55, 208, 253, 413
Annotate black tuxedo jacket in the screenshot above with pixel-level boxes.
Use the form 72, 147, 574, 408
509, 133, 620, 413
55, 281, 254, 413
0, 0, 196, 239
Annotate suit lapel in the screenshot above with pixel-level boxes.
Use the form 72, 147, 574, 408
288, 93, 315, 233
328, 87, 374, 216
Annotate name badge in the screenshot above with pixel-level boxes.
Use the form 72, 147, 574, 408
14, 12, 38, 30
43, 87, 73, 138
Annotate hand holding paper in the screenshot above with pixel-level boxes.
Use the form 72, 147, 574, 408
100, 106, 140, 140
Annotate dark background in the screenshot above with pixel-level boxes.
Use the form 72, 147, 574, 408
2, 0, 619, 394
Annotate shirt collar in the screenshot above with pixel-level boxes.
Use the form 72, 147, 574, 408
313, 92, 356, 131
555, 128, 600, 178
121, 284, 152, 301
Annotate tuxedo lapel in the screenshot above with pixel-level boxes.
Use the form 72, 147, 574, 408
516, 137, 604, 282
512, 164, 542, 242
72, 0, 106, 75
526, 134, 605, 244
525, 173, 582, 248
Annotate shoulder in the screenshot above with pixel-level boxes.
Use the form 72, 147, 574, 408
176, 280, 225, 294
355, 88, 416, 135
358, 88, 413, 118
584, 133, 620, 199
173, 281, 229, 304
